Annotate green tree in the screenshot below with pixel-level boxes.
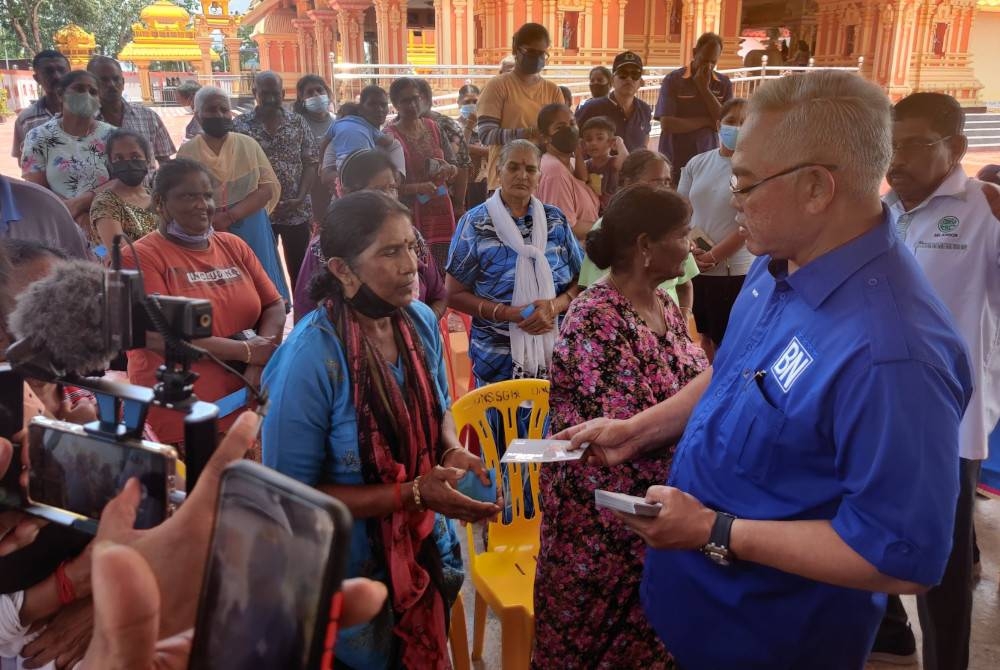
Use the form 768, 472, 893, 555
0, 0, 97, 56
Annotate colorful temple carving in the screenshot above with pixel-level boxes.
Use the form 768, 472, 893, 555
53, 24, 98, 69
242, 0, 995, 104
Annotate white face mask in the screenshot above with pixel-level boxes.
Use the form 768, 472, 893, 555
63, 91, 99, 119
304, 94, 330, 113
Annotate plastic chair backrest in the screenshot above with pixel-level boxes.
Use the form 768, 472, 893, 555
451, 379, 549, 552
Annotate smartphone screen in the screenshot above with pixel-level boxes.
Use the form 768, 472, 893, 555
189, 462, 345, 670
25, 420, 173, 529
0, 364, 23, 442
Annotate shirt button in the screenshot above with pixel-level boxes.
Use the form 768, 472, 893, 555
867, 278, 878, 287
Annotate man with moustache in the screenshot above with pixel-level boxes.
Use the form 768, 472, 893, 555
575, 51, 652, 152
555, 71, 972, 670
86, 56, 175, 166
233, 71, 319, 288
11, 50, 69, 161
871, 92, 1000, 670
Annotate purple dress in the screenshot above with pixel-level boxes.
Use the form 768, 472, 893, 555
532, 282, 707, 670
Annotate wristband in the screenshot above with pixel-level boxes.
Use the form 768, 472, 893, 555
55, 561, 77, 606
412, 476, 425, 511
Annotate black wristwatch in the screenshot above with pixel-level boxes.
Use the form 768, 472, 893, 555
701, 511, 737, 566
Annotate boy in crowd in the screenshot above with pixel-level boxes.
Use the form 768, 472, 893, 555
581, 116, 629, 212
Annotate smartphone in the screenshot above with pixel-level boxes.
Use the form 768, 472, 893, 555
594, 489, 662, 517
16, 416, 177, 534
188, 460, 352, 670
693, 236, 713, 252
456, 468, 497, 503
0, 363, 23, 442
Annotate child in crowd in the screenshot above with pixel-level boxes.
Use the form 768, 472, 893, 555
581, 116, 628, 212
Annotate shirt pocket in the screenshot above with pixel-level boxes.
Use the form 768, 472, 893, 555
726, 377, 787, 485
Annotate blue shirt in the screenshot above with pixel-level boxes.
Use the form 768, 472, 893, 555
326, 115, 384, 169
260, 301, 461, 670
575, 92, 653, 151
642, 216, 972, 670
653, 66, 732, 172
445, 201, 583, 384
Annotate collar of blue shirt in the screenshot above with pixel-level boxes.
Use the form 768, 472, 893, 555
0, 176, 22, 235
767, 207, 896, 310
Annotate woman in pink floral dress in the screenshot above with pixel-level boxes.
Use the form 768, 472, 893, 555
533, 184, 708, 670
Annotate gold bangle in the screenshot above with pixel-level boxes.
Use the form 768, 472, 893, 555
491, 303, 504, 321
439, 445, 465, 466
412, 476, 425, 511
477, 301, 487, 318
243, 340, 252, 365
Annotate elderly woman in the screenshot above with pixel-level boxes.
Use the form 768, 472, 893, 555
21, 70, 115, 231
533, 184, 708, 670
293, 149, 447, 323
677, 98, 753, 359
446, 139, 583, 384
122, 159, 286, 446
386, 77, 458, 270
176, 86, 290, 304
534, 103, 599, 240
577, 149, 699, 312
262, 191, 500, 669
89, 129, 157, 251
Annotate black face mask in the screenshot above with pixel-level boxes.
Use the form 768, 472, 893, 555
201, 117, 232, 138
346, 282, 400, 319
549, 126, 579, 154
518, 54, 546, 76
589, 83, 610, 98
110, 159, 148, 187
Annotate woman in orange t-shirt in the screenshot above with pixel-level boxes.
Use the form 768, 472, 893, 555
122, 159, 286, 446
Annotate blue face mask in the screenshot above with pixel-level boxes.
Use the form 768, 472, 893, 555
459, 104, 476, 118
719, 124, 739, 151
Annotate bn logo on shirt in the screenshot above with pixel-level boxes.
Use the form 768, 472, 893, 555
770, 337, 813, 393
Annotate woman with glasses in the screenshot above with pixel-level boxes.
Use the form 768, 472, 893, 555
476, 22, 564, 194
677, 97, 754, 360
293, 149, 447, 323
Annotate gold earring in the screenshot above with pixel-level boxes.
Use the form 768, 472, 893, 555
644, 254, 651, 268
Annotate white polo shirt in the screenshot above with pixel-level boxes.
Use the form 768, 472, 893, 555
885, 167, 1000, 460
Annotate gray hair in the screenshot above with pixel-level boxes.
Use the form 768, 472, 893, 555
176, 79, 201, 97
193, 85, 230, 114
746, 70, 891, 198
498, 139, 542, 167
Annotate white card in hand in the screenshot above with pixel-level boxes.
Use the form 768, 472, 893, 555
594, 489, 662, 517
501, 439, 584, 463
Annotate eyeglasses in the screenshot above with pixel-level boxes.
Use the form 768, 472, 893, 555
517, 47, 550, 62
891, 136, 952, 157
729, 163, 838, 196
615, 69, 642, 81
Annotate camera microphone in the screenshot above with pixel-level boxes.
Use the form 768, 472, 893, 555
6, 260, 119, 379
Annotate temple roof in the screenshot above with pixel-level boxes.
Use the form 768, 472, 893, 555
140, 0, 191, 28
979, 0, 1000, 9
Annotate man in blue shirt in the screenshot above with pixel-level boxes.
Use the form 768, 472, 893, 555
558, 71, 972, 670
575, 51, 652, 152
654, 32, 733, 183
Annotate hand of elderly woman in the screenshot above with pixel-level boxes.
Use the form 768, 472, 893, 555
246, 335, 278, 366
515, 299, 557, 335
418, 466, 502, 523
210, 210, 236, 231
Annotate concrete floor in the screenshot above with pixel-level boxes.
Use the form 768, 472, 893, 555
458, 492, 1000, 670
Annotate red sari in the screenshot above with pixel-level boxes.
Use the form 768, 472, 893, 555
386, 119, 456, 248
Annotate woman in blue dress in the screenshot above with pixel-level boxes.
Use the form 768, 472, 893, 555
262, 191, 501, 670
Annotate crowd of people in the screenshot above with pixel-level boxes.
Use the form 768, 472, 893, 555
0, 19, 997, 670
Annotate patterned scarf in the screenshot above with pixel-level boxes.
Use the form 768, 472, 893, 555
327, 296, 451, 669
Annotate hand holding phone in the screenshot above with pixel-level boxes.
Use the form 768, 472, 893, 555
594, 489, 662, 517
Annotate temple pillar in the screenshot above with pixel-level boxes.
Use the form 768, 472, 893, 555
135, 61, 153, 104
329, 1, 368, 65
717, 0, 742, 68
224, 37, 243, 75
373, 0, 406, 64
293, 18, 314, 80
308, 9, 338, 79
196, 36, 215, 74
453, 0, 474, 65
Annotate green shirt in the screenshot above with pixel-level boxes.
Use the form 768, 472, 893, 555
577, 218, 700, 305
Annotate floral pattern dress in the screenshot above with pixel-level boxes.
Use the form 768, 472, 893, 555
532, 281, 708, 670
21, 118, 115, 199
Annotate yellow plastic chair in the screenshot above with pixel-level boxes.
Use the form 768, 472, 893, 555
450, 593, 470, 670
451, 379, 550, 670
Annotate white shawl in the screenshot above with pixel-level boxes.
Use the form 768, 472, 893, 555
485, 189, 556, 378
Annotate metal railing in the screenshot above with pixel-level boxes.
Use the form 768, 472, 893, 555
329, 57, 866, 121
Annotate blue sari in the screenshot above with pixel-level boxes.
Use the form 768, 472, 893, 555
229, 208, 290, 305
